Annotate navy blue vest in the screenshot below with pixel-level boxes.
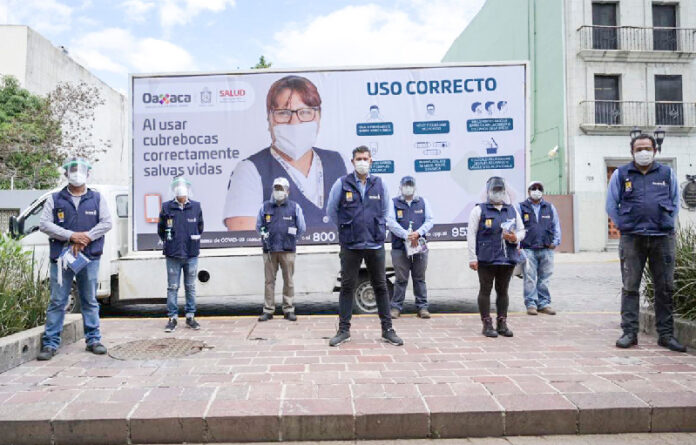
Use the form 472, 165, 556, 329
159, 200, 203, 258
391, 196, 426, 251
519, 199, 555, 249
260, 199, 299, 253
248, 147, 347, 230
616, 162, 675, 234
49, 187, 103, 261
337, 174, 386, 249
476, 203, 518, 265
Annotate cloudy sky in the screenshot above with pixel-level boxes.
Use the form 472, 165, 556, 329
0, 0, 485, 94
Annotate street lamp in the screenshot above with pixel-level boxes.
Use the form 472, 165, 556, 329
654, 126, 665, 152
630, 126, 642, 140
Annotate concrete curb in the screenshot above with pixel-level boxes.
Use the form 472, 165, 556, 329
640, 310, 696, 349
0, 314, 83, 374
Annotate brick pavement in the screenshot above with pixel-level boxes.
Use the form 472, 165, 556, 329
0, 313, 695, 444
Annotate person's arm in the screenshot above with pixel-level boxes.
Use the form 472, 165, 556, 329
513, 207, 525, 244
605, 169, 621, 225
87, 194, 113, 242
467, 205, 481, 263
198, 205, 204, 235
39, 195, 74, 241
381, 182, 391, 220
326, 178, 342, 226
417, 197, 435, 236
255, 206, 264, 234
670, 168, 680, 218
551, 204, 562, 247
157, 208, 166, 241
386, 203, 408, 239
223, 160, 264, 230
295, 203, 306, 236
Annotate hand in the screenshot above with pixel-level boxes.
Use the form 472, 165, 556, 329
71, 243, 85, 255
70, 232, 91, 246
503, 231, 517, 243
547, 244, 556, 250
408, 231, 420, 247
469, 261, 478, 271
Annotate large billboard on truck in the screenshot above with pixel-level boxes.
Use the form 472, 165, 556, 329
130, 63, 528, 251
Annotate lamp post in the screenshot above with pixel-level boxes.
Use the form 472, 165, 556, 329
630, 126, 642, 140
654, 126, 665, 152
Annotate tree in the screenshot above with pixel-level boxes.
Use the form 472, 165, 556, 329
0, 76, 110, 189
252, 55, 272, 69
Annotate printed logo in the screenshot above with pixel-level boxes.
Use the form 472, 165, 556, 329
485, 218, 493, 228
345, 191, 353, 202
652, 181, 667, 187
167, 218, 173, 227
282, 216, 293, 221
265, 214, 271, 222
524, 213, 530, 222
142, 92, 192, 105
625, 180, 633, 192
187, 218, 197, 223
57, 210, 65, 223
84, 210, 97, 216
368, 194, 381, 200
200, 87, 212, 105
397, 210, 404, 219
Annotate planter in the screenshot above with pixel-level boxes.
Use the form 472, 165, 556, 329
640, 309, 696, 349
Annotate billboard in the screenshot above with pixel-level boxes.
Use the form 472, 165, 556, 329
131, 63, 528, 250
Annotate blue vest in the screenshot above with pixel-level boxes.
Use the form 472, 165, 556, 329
476, 203, 518, 265
49, 187, 103, 261
616, 162, 675, 234
391, 196, 426, 251
337, 174, 386, 249
519, 199, 555, 249
160, 200, 203, 258
248, 147, 347, 230
260, 199, 299, 253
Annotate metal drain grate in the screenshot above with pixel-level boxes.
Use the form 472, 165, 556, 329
108, 338, 207, 360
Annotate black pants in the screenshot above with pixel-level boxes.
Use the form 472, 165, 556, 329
477, 264, 514, 319
338, 247, 392, 332
619, 233, 675, 337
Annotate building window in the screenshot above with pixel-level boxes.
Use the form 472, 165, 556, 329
655, 75, 683, 126
653, 4, 677, 51
594, 75, 621, 125
592, 2, 618, 50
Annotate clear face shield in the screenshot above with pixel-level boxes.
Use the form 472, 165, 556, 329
400, 177, 416, 198
486, 176, 508, 204
63, 159, 91, 187
170, 177, 192, 200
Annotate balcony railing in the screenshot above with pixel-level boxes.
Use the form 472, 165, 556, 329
577, 25, 696, 53
580, 101, 696, 131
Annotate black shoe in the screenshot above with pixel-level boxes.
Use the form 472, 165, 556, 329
284, 312, 297, 322
258, 313, 273, 322
382, 329, 404, 346
164, 318, 177, 332
496, 317, 514, 337
186, 317, 201, 330
658, 336, 687, 353
616, 332, 638, 348
37, 346, 56, 361
329, 330, 351, 347
86, 342, 107, 355
482, 317, 498, 338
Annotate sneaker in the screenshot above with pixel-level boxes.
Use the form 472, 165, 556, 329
37, 346, 56, 361
657, 336, 687, 353
164, 318, 177, 332
538, 306, 556, 315
390, 308, 400, 318
284, 312, 297, 322
186, 317, 201, 330
382, 329, 404, 346
417, 308, 431, 319
526, 306, 538, 316
616, 332, 638, 349
329, 330, 351, 347
481, 317, 498, 338
258, 313, 273, 322
86, 342, 107, 355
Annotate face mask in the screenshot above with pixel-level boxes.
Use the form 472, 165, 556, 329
634, 150, 655, 167
530, 190, 543, 201
272, 121, 317, 160
489, 191, 506, 204
68, 172, 87, 187
401, 186, 415, 197
354, 160, 370, 175
174, 185, 189, 198
273, 190, 287, 201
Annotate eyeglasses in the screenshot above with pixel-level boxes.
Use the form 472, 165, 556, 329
271, 107, 319, 123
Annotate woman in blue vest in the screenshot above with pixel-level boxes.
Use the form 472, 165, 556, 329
158, 177, 204, 333
468, 177, 525, 338
37, 158, 112, 360
223, 75, 347, 233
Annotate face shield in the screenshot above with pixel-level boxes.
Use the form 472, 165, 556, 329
400, 176, 416, 198
63, 158, 91, 187
170, 177, 192, 199
486, 176, 508, 204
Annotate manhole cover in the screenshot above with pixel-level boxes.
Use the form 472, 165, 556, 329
108, 338, 208, 360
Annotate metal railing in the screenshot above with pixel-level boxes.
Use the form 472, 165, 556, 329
580, 101, 696, 127
577, 26, 696, 53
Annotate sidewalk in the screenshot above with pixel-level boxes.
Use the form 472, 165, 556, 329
0, 313, 694, 444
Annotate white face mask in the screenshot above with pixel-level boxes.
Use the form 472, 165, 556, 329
529, 190, 543, 201
68, 172, 87, 187
354, 160, 370, 175
273, 190, 287, 201
174, 185, 189, 198
489, 191, 506, 204
272, 121, 317, 160
634, 150, 655, 167
401, 186, 415, 197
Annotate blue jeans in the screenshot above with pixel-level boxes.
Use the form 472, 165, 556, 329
166, 257, 198, 318
523, 249, 554, 309
42, 260, 101, 350
390, 248, 428, 311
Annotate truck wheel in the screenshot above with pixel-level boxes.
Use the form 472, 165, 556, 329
65, 282, 81, 314
353, 275, 394, 314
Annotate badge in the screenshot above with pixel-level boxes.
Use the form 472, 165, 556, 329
265, 214, 271, 223
625, 179, 632, 192
397, 209, 404, 219
346, 191, 353, 202
166, 218, 173, 228
524, 213, 529, 222
485, 218, 493, 228
56, 209, 65, 223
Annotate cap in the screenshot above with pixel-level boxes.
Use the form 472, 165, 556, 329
527, 181, 544, 191
273, 177, 290, 189
400, 176, 416, 186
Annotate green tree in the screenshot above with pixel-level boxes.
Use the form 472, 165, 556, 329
252, 55, 272, 69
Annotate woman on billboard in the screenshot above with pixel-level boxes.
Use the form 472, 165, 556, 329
223, 75, 347, 232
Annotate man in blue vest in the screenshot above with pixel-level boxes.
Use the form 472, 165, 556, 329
518, 181, 561, 316
387, 176, 434, 319
326, 146, 403, 347
158, 177, 204, 333
37, 158, 112, 360
606, 134, 686, 352
256, 177, 306, 322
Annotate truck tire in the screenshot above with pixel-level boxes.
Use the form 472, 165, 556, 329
65, 282, 81, 314
352, 274, 394, 314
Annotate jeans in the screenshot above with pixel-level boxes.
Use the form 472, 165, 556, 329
477, 264, 514, 319
619, 234, 675, 337
42, 260, 101, 350
523, 248, 555, 309
390, 248, 428, 311
263, 252, 295, 314
338, 247, 392, 332
166, 256, 198, 319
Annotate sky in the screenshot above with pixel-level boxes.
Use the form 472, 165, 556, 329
0, 0, 486, 95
